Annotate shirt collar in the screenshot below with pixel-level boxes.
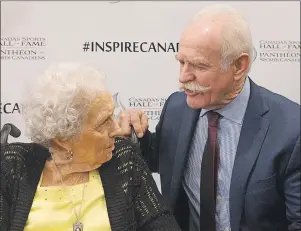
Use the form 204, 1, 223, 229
200, 77, 250, 125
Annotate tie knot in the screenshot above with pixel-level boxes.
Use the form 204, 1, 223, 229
207, 111, 220, 127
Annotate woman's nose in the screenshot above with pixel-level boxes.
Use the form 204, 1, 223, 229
109, 120, 123, 137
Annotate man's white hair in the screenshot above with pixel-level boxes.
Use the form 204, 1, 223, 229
194, 4, 254, 73
22, 62, 107, 148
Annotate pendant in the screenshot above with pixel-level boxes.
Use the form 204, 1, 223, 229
73, 221, 83, 231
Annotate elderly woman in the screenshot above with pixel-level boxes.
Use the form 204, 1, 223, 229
0, 63, 181, 231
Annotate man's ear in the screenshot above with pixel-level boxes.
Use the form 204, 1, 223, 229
233, 53, 250, 81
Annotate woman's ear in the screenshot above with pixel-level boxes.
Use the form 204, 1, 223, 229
50, 138, 75, 162
52, 137, 72, 152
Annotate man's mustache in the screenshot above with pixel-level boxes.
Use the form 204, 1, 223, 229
179, 82, 211, 93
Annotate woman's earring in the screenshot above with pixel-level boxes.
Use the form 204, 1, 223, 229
65, 150, 73, 160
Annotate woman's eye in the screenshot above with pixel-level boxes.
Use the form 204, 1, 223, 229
96, 117, 112, 131
101, 119, 110, 127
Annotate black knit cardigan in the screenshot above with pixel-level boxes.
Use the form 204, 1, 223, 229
0, 137, 181, 231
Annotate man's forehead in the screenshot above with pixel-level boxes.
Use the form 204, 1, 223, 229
179, 22, 222, 54
177, 41, 221, 63
176, 52, 210, 63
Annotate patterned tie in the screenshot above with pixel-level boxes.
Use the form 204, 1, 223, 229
200, 111, 221, 231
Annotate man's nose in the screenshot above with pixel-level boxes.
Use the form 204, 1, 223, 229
179, 64, 194, 83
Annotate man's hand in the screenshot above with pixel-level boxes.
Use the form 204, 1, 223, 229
117, 109, 149, 138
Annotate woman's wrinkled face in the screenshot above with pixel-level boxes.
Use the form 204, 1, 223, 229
68, 91, 122, 169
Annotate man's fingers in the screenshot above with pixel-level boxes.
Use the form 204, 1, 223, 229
117, 111, 132, 136
140, 114, 149, 134
117, 109, 149, 138
130, 111, 144, 138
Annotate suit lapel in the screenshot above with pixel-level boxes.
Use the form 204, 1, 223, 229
170, 102, 201, 208
230, 81, 270, 231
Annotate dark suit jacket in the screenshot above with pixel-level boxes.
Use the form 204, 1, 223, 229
139, 79, 301, 231
0, 137, 181, 231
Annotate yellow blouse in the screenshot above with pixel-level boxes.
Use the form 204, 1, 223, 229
24, 170, 111, 231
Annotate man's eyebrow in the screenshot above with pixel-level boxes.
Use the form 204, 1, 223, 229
189, 57, 210, 65
175, 54, 211, 66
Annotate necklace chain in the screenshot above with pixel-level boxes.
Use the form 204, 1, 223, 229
50, 152, 86, 223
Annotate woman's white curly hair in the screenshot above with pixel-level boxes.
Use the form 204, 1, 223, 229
22, 62, 107, 148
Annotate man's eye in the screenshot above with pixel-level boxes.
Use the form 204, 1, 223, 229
191, 63, 206, 69
196, 65, 205, 69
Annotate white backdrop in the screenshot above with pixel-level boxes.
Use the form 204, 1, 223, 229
1, 1, 300, 188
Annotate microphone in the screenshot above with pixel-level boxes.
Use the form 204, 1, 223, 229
0, 123, 21, 144
129, 125, 139, 144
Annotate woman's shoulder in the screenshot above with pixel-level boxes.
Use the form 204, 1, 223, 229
1, 142, 48, 188
1, 143, 35, 186
1, 142, 34, 160
113, 136, 139, 155
1, 142, 47, 169
113, 137, 145, 168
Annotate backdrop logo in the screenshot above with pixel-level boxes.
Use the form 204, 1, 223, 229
113, 92, 125, 119
255, 40, 300, 63
0, 102, 21, 114
82, 41, 178, 53
113, 93, 166, 121
1, 37, 46, 61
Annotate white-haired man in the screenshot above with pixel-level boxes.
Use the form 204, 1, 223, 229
118, 4, 300, 231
